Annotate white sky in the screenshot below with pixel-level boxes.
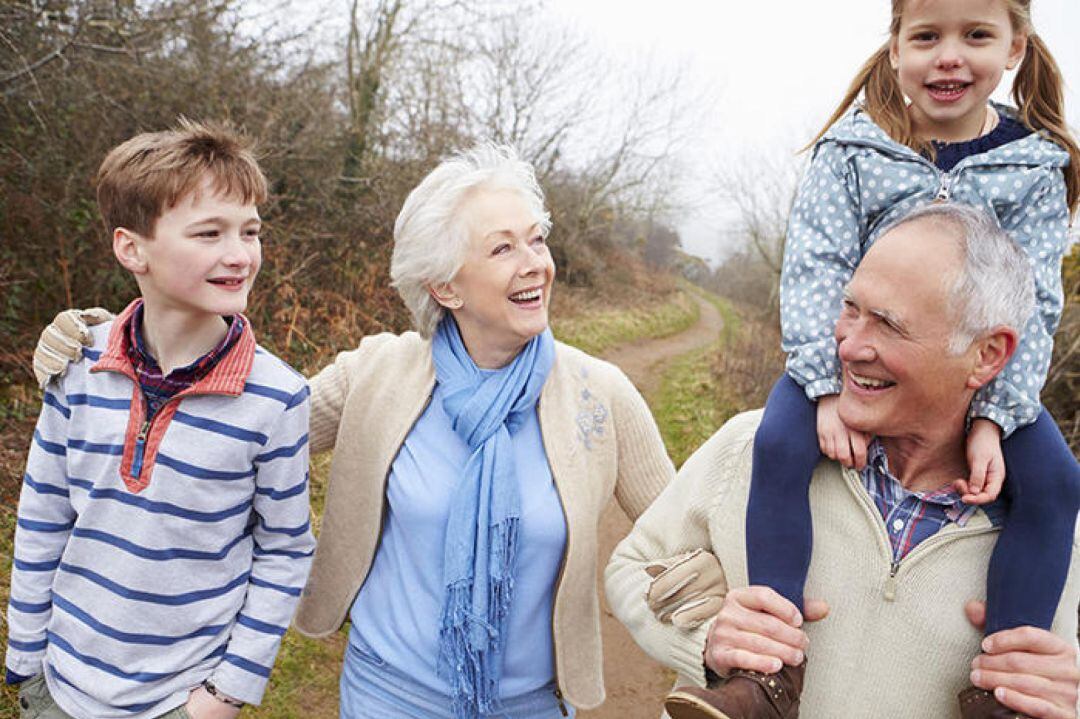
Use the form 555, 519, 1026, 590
545, 0, 1080, 264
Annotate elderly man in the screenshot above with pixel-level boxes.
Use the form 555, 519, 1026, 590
606, 202, 1080, 719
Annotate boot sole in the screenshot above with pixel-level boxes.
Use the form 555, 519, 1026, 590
664, 692, 737, 719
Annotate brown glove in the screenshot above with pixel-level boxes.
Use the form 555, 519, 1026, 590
33, 308, 113, 388
645, 548, 727, 630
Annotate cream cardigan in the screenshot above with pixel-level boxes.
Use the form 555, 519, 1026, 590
606, 410, 1080, 718
293, 331, 674, 709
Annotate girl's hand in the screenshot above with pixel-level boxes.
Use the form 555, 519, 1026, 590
816, 394, 870, 470
185, 685, 242, 719
955, 419, 1005, 505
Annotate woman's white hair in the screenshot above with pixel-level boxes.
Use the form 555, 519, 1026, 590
882, 202, 1036, 354
390, 142, 552, 337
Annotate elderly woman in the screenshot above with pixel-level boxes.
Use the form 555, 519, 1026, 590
296, 144, 678, 717
32, 144, 699, 718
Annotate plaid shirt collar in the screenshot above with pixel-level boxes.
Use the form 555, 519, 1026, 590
123, 299, 245, 413
860, 439, 1005, 562
862, 440, 982, 525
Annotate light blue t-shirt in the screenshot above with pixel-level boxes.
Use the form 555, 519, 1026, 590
347, 374, 567, 700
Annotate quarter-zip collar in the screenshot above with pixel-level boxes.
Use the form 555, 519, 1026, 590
90, 298, 257, 492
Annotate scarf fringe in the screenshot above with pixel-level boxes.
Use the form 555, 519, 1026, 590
439, 517, 520, 718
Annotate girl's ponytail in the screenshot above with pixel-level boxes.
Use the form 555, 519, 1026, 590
805, 43, 928, 157
1013, 33, 1080, 213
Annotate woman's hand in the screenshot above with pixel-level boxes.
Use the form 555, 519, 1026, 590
704, 586, 828, 676
184, 685, 243, 719
954, 419, 1006, 505
33, 308, 112, 387
645, 549, 726, 629
816, 394, 870, 470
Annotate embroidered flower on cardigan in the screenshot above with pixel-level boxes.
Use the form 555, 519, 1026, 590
576, 385, 608, 450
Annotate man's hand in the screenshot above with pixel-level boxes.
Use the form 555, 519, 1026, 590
966, 600, 1079, 719
185, 685, 242, 719
816, 394, 870, 470
33, 308, 112, 388
704, 586, 828, 676
954, 419, 1006, 505
645, 549, 727, 629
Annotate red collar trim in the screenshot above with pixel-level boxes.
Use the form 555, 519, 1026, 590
91, 299, 257, 395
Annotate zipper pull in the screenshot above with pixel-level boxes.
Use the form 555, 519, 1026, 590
554, 687, 568, 717
935, 174, 953, 201
131, 420, 151, 479
883, 562, 899, 601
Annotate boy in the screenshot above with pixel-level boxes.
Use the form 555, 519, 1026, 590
5, 120, 315, 718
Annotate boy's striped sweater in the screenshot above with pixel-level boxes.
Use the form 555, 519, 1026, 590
5, 304, 315, 719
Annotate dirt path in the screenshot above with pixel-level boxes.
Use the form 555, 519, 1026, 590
579, 294, 724, 719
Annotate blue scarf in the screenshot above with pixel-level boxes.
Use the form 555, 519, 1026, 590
432, 317, 556, 718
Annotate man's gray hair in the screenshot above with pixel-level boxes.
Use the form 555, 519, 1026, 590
390, 143, 551, 337
882, 202, 1035, 353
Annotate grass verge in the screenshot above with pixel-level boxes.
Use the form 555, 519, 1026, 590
551, 290, 699, 356
649, 292, 742, 467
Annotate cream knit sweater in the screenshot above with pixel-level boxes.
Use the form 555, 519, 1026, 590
606, 410, 1080, 719
294, 331, 675, 710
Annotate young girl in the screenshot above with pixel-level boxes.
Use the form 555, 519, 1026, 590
667, 1, 1080, 718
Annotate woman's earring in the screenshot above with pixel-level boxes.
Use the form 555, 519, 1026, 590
447, 298, 463, 309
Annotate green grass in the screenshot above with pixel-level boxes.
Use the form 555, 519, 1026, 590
650, 293, 743, 467
551, 290, 699, 355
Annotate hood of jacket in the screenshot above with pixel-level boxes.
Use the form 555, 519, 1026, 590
819, 103, 1070, 171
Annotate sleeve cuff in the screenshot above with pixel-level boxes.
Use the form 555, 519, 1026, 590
803, 378, 841, 401
209, 661, 269, 706
667, 622, 712, 687
5, 668, 34, 685
968, 401, 1027, 439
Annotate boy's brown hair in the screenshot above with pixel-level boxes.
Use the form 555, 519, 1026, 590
96, 118, 268, 237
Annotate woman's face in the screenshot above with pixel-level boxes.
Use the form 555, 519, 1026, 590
437, 187, 555, 368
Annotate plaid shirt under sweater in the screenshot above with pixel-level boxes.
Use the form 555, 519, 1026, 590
861, 440, 1006, 563
126, 300, 244, 417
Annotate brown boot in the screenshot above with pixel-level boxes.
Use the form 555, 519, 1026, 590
958, 685, 1031, 719
664, 661, 805, 719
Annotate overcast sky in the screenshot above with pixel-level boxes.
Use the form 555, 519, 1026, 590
545, 0, 1080, 264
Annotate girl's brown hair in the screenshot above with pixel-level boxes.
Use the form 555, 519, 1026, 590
808, 0, 1079, 213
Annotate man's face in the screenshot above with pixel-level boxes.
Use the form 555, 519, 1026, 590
834, 219, 978, 439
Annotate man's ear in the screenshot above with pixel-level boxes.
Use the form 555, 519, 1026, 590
428, 282, 463, 310
967, 326, 1018, 390
113, 228, 147, 274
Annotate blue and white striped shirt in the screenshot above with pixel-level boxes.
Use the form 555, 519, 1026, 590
5, 316, 315, 718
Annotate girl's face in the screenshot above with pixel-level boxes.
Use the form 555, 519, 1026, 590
890, 0, 1027, 143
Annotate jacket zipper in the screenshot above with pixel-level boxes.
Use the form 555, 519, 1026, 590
935, 172, 955, 201
130, 419, 152, 478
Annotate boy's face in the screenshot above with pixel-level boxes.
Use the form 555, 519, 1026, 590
119, 177, 262, 321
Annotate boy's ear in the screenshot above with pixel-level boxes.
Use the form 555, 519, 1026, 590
966, 326, 1018, 390
113, 228, 147, 274
428, 282, 463, 310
